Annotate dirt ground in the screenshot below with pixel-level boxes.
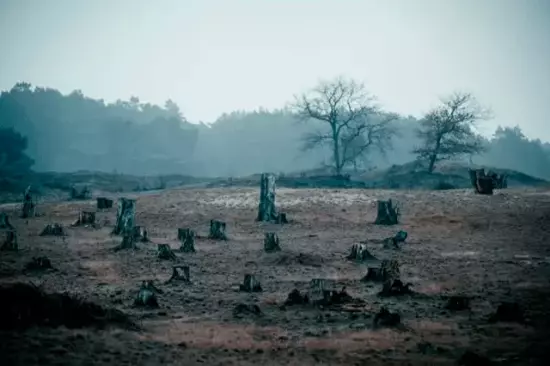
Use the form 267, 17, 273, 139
1, 187, 550, 365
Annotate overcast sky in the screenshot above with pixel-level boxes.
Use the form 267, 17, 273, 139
1, 0, 549, 140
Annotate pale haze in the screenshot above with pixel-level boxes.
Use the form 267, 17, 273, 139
1, 0, 549, 140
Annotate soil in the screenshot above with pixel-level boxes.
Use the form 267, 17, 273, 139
1, 187, 550, 365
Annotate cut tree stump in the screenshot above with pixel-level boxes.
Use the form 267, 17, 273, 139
1, 230, 18, 251
97, 197, 113, 209
363, 259, 400, 282
383, 230, 408, 249
157, 244, 177, 260
167, 265, 191, 283
40, 223, 65, 236
264, 232, 281, 252
178, 228, 195, 252
72, 211, 96, 226
70, 186, 91, 200
257, 173, 278, 222
209, 220, 227, 240
132, 226, 148, 242
239, 274, 262, 292
374, 199, 399, 225
347, 243, 377, 262
469, 169, 494, 195
134, 281, 161, 308
0, 213, 14, 229
113, 234, 138, 251
21, 185, 36, 219
308, 278, 327, 303
112, 198, 136, 235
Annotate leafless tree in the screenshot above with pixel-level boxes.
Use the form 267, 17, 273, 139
413, 92, 490, 173
291, 77, 397, 175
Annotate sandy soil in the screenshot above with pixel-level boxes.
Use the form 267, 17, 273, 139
1, 187, 550, 365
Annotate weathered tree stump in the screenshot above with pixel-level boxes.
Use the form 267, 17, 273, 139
209, 220, 227, 240
21, 185, 36, 219
308, 278, 327, 303
25, 256, 53, 271
40, 223, 65, 236
112, 198, 136, 235
284, 289, 310, 306
0, 213, 13, 229
157, 244, 177, 260
1, 230, 18, 251
239, 274, 262, 292
97, 197, 113, 209
134, 281, 161, 308
347, 243, 377, 262
70, 185, 91, 200
178, 228, 196, 252
373, 307, 400, 327
383, 230, 408, 249
469, 169, 494, 195
374, 199, 399, 225
167, 265, 191, 283
257, 173, 278, 222
132, 226, 148, 242
264, 232, 281, 252
72, 211, 96, 226
113, 234, 138, 251
363, 259, 400, 282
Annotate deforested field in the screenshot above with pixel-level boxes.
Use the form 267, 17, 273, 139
1, 187, 550, 365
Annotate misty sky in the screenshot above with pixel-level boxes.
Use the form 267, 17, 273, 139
1, 0, 549, 140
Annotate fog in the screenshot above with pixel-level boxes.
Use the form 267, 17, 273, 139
1, 0, 549, 179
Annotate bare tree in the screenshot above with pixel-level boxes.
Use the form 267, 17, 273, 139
291, 77, 396, 175
413, 92, 490, 173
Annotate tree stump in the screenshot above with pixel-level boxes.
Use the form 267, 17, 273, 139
134, 281, 160, 308
1, 230, 18, 251
239, 274, 262, 292
72, 211, 96, 226
374, 199, 399, 225
178, 228, 196, 252
469, 169, 494, 195
97, 197, 113, 209
70, 186, 91, 200
132, 226, 148, 242
347, 243, 377, 262
373, 307, 400, 327
112, 198, 136, 235
113, 234, 138, 251
25, 256, 53, 271
21, 185, 36, 219
167, 265, 191, 283
209, 220, 227, 240
0, 213, 13, 229
40, 223, 65, 236
157, 244, 177, 260
383, 230, 408, 249
257, 173, 278, 222
363, 259, 400, 282
264, 232, 281, 252
308, 278, 327, 303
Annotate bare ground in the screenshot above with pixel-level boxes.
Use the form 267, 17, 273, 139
1, 187, 550, 365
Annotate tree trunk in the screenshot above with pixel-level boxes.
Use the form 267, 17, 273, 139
167, 265, 191, 283
1, 230, 18, 251
178, 228, 196, 252
157, 244, 177, 260
347, 243, 377, 262
0, 213, 13, 230
374, 199, 399, 225
72, 211, 96, 226
257, 173, 277, 222
97, 197, 113, 209
332, 126, 342, 175
112, 198, 136, 235
21, 186, 36, 219
239, 274, 262, 292
263, 232, 281, 252
40, 223, 65, 236
209, 220, 227, 240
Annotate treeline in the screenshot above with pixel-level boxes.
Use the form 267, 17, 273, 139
1, 81, 549, 180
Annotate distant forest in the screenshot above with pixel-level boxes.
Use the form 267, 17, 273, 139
1, 82, 549, 179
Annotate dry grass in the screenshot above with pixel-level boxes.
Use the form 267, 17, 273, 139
1, 187, 550, 365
